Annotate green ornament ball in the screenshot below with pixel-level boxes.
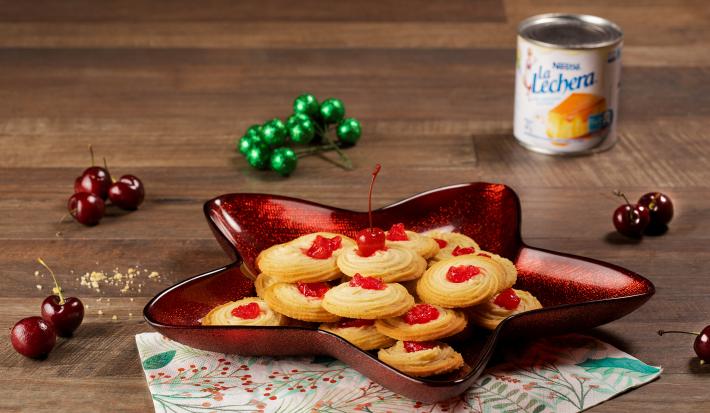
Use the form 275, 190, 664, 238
237, 135, 254, 155
261, 118, 287, 147
319, 98, 345, 124
289, 122, 316, 144
270, 147, 298, 176
246, 144, 271, 170
293, 94, 320, 118
336, 118, 361, 145
244, 124, 262, 139
287, 113, 311, 130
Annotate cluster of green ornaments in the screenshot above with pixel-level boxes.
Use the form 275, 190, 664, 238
237, 94, 362, 176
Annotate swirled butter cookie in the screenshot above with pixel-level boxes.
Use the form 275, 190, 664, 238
322, 274, 414, 319
469, 288, 542, 330
262, 281, 340, 322
320, 318, 396, 350
385, 223, 440, 259
431, 244, 517, 290
375, 303, 467, 341
256, 232, 356, 283
201, 297, 285, 326
416, 255, 502, 308
378, 340, 464, 377
337, 244, 426, 283
422, 231, 481, 264
254, 273, 277, 299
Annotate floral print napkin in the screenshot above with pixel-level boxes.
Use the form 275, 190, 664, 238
136, 333, 660, 412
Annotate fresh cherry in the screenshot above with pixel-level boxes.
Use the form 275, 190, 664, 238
37, 258, 84, 337
108, 175, 145, 210
68, 192, 105, 226
612, 191, 650, 238
74, 146, 111, 199
356, 164, 387, 257
638, 192, 674, 234
10, 316, 56, 359
658, 326, 710, 364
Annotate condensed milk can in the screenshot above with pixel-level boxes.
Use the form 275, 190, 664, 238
514, 14, 623, 154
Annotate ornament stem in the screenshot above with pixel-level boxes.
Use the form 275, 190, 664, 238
320, 128, 353, 170
37, 258, 65, 305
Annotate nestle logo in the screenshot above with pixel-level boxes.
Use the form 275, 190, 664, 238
552, 62, 581, 70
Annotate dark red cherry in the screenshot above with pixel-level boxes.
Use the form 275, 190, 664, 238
10, 316, 56, 359
612, 191, 650, 238
68, 192, 105, 226
74, 167, 111, 200
108, 175, 145, 210
41, 295, 84, 337
356, 228, 386, 257
638, 192, 674, 233
613, 204, 650, 238
658, 326, 710, 364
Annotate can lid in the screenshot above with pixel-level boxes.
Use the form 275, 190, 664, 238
518, 14, 622, 49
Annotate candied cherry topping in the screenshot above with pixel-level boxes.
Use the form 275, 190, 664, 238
305, 235, 342, 259
403, 304, 440, 325
452, 245, 475, 256
386, 223, 409, 241
403, 341, 437, 353
477, 253, 491, 258
446, 265, 481, 283
349, 273, 386, 290
434, 238, 448, 248
337, 318, 375, 328
297, 281, 330, 298
231, 302, 261, 319
494, 288, 521, 310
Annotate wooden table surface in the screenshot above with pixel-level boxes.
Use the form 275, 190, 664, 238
2, 1, 709, 412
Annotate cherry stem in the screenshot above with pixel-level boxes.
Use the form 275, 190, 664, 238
613, 190, 631, 206
89, 144, 95, 166
37, 258, 65, 305
658, 329, 700, 336
367, 164, 382, 231
649, 192, 659, 210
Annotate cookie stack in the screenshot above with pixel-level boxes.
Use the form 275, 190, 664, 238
201, 225, 542, 378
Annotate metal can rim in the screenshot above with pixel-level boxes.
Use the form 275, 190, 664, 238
518, 13, 623, 50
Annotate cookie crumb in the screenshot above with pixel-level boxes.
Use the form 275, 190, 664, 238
97, 309, 104, 315
35, 284, 42, 290
111, 315, 117, 321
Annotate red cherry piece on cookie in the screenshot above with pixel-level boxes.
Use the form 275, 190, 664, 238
403, 304, 440, 325
434, 238, 448, 248
386, 223, 409, 241
477, 253, 491, 258
305, 235, 342, 259
337, 318, 375, 328
452, 245, 475, 256
349, 273, 386, 290
297, 281, 330, 298
403, 341, 437, 353
231, 302, 261, 319
445, 265, 481, 283
494, 288, 521, 310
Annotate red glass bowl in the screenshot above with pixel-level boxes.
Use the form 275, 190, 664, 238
144, 182, 654, 403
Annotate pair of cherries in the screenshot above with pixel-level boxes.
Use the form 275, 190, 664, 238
612, 191, 674, 238
10, 259, 85, 359
69, 146, 145, 225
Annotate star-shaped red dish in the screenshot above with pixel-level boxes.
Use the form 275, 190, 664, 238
144, 182, 654, 402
